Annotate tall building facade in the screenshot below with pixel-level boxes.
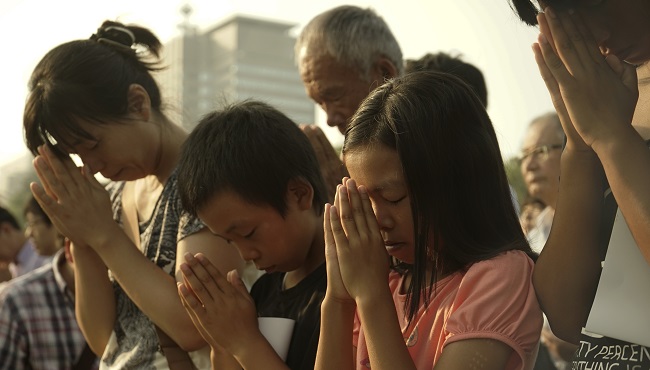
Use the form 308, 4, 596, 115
156, 12, 315, 131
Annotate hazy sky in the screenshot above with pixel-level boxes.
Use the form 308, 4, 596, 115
0, 0, 552, 170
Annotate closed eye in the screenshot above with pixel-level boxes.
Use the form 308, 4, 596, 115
243, 228, 256, 239
69, 140, 99, 154
87, 140, 100, 150
388, 196, 406, 205
210, 231, 232, 244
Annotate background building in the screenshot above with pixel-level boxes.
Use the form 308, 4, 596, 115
156, 7, 315, 131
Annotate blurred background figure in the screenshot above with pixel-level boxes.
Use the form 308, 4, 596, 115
296, 5, 403, 136
519, 197, 546, 235
0, 205, 51, 283
405, 51, 488, 108
519, 112, 563, 253
295, 5, 403, 202
23, 196, 65, 258
0, 199, 97, 370
519, 112, 575, 370
405, 51, 523, 213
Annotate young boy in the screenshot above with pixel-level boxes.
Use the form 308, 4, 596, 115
175, 100, 328, 370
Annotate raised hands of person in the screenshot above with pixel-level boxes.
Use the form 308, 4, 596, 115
532, 11, 589, 152
300, 124, 348, 202
323, 194, 354, 305
30, 145, 119, 250
177, 253, 263, 357
533, 8, 638, 152
325, 178, 390, 306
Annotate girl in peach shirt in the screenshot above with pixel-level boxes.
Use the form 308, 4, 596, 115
317, 71, 543, 370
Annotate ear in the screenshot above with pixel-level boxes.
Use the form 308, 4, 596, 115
62, 238, 73, 262
372, 56, 399, 80
126, 84, 152, 122
286, 177, 315, 212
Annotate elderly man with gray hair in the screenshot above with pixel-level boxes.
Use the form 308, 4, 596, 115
296, 5, 403, 135
295, 5, 403, 202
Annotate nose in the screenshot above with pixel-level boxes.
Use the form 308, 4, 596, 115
326, 114, 341, 128
77, 154, 103, 175
580, 15, 610, 48
522, 155, 539, 173
323, 106, 345, 129
371, 203, 395, 231
234, 241, 260, 263
589, 22, 610, 46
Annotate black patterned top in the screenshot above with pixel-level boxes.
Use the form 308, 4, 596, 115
100, 169, 207, 369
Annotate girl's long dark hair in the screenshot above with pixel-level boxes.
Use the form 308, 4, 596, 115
343, 71, 533, 323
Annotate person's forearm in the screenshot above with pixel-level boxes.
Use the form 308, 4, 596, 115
211, 346, 243, 370
357, 289, 416, 370
93, 232, 206, 351
72, 246, 115, 356
314, 297, 356, 370
233, 335, 290, 370
593, 127, 650, 265
534, 148, 604, 343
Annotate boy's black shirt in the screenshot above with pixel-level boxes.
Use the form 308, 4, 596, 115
250, 263, 327, 370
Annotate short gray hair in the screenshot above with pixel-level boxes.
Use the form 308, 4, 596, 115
529, 111, 565, 142
295, 5, 404, 80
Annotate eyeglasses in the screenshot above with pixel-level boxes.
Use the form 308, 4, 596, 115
518, 144, 563, 164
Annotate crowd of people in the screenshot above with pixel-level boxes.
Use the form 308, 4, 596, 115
0, 1, 648, 369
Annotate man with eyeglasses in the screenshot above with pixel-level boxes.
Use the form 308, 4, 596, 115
520, 112, 565, 253
0, 205, 51, 283
23, 196, 65, 259
520, 112, 576, 370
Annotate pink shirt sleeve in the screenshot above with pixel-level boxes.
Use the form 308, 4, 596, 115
444, 251, 543, 368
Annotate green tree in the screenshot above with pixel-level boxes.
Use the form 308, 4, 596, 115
2, 167, 38, 225
504, 155, 527, 209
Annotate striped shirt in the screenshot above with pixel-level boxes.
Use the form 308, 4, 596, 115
0, 250, 94, 369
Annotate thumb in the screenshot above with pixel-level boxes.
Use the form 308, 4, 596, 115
606, 55, 638, 91
81, 163, 101, 186
81, 161, 93, 178
227, 269, 249, 295
622, 62, 639, 93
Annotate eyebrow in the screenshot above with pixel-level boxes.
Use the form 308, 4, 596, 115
224, 224, 238, 235
521, 143, 563, 151
319, 86, 345, 97
368, 178, 405, 193
208, 230, 231, 243
223, 220, 254, 236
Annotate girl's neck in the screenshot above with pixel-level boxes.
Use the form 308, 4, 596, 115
150, 114, 188, 184
400, 263, 441, 294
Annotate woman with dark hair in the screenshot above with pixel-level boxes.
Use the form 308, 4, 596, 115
316, 71, 542, 370
508, 0, 650, 367
24, 20, 243, 369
